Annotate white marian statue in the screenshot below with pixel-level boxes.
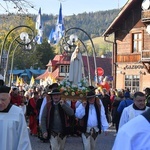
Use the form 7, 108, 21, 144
69, 43, 84, 85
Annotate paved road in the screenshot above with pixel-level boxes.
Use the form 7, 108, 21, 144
30, 126, 116, 150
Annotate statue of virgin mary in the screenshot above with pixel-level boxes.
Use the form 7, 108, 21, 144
69, 43, 84, 85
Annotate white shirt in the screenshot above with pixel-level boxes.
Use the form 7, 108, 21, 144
75, 100, 82, 108
112, 115, 150, 150
119, 104, 149, 128
0, 105, 32, 150
75, 100, 109, 131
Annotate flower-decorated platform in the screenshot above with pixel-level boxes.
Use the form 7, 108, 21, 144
58, 78, 89, 101
61, 95, 86, 101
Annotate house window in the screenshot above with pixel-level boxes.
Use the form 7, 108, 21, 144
125, 75, 140, 92
48, 66, 52, 72
132, 32, 142, 53
60, 65, 69, 73
60, 66, 65, 73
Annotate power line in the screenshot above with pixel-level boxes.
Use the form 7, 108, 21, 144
0, 0, 35, 14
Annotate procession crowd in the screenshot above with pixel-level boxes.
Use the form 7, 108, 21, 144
0, 74, 150, 150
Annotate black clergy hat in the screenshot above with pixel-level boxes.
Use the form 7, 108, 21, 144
86, 91, 96, 99
48, 89, 61, 95
0, 86, 10, 93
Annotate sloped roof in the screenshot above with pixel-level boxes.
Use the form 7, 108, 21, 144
8, 69, 46, 80
56, 55, 70, 65
53, 55, 63, 61
46, 60, 58, 66
29, 69, 45, 75
20, 73, 28, 76
36, 69, 50, 80
51, 68, 59, 78
103, 0, 143, 36
46, 55, 65, 66
46, 60, 51, 66
36, 68, 60, 80
25, 69, 32, 78
9, 70, 24, 75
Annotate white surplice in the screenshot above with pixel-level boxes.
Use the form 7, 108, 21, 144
112, 115, 150, 150
0, 105, 32, 150
119, 104, 149, 129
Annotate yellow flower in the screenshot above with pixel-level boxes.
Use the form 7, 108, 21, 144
79, 94, 84, 98
64, 92, 69, 96
71, 92, 75, 96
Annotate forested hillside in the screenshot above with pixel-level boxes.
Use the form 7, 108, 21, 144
42, 9, 119, 40
0, 9, 119, 69
0, 9, 119, 40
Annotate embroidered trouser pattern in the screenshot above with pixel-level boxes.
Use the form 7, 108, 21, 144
82, 128, 99, 150
50, 131, 66, 150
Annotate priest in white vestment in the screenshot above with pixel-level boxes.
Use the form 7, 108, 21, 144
0, 86, 32, 150
69, 43, 84, 85
119, 91, 149, 129
112, 108, 150, 150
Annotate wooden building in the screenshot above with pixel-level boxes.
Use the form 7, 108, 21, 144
103, 0, 150, 92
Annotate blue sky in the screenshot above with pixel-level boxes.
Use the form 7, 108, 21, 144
32, 0, 127, 15
0, 0, 127, 15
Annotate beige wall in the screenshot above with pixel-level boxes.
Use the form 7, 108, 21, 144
116, 63, 149, 91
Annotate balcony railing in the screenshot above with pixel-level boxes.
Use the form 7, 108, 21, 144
141, 50, 150, 62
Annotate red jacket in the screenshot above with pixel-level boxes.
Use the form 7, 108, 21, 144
10, 93, 22, 106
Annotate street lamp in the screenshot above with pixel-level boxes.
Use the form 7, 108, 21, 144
60, 27, 97, 85
0, 25, 35, 83
20, 32, 29, 41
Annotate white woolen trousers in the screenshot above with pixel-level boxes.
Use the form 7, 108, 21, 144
50, 135, 66, 150
81, 133, 98, 150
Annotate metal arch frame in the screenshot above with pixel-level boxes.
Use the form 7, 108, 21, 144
77, 38, 91, 85
0, 25, 35, 71
8, 44, 21, 86
3, 36, 20, 82
63, 27, 98, 85
0, 25, 35, 82
8, 42, 35, 86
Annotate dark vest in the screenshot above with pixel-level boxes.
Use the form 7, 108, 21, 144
79, 98, 101, 133
46, 101, 70, 135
